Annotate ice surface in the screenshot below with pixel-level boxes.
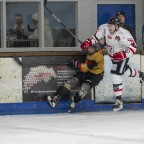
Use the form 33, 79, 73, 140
0, 111, 144, 144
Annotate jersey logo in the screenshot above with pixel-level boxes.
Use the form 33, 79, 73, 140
125, 47, 130, 53
115, 36, 120, 41
107, 35, 112, 39
107, 45, 114, 55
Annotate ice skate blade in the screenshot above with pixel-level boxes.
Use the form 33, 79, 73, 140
68, 110, 71, 113
47, 96, 56, 108
68, 107, 74, 113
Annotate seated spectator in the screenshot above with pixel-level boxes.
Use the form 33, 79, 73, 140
7, 13, 33, 47
28, 13, 38, 40
13, 13, 30, 39
28, 13, 54, 47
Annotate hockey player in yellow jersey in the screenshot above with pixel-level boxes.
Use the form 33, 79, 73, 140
47, 43, 104, 112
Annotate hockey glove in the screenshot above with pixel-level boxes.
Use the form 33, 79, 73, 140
110, 51, 126, 61
68, 60, 81, 69
80, 39, 92, 51
111, 45, 136, 61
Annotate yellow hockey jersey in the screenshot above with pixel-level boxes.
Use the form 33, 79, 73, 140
79, 50, 104, 74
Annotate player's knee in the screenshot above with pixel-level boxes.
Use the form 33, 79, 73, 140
64, 77, 79, 90
79, 83, 90, 98
74, 83, 91, 103
81, 83, 91, 91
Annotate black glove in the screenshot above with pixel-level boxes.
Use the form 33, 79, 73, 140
68, 60, 80, 68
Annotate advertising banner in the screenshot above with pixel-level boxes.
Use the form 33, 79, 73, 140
22, 56, 92, 102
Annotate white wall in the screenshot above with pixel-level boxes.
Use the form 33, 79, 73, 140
0, 58, 22, 103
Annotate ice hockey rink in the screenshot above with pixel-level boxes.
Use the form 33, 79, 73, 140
0, 111, 144, 144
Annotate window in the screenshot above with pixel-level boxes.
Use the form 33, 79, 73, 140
0, 0, 78, 51
44, 2, 76, 47
6, 2, 39, 48
4, 1, 77, 50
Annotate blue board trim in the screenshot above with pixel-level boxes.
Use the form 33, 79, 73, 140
0, 100, 144, 115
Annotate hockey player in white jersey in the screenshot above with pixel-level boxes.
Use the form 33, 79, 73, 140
80, 16, 144, 112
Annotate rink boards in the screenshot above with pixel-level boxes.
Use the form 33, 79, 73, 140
0, 54, 144, 115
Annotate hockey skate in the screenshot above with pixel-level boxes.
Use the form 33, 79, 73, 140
47, 95, 61, 108
68, 101, 76, 113
113, 99, 123, 112
139, 71, 144, 83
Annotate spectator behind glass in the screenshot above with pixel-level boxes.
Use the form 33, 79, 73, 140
13, 13, 30, 39
116, 11, 136, 41
28, 13, 54, 47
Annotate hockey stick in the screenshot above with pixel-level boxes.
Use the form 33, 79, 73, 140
13, 55, 69, 67
43, 0, 82, 44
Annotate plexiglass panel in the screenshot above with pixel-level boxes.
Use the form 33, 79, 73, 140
44, 2, 76, 47
6, 2, 39, 48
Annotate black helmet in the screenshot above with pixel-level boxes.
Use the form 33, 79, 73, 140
116, 11, 126, 17
108, 17, 120, 26
90, 43, 100, 52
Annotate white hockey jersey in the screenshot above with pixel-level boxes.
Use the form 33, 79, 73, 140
90, 24, 137, 61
